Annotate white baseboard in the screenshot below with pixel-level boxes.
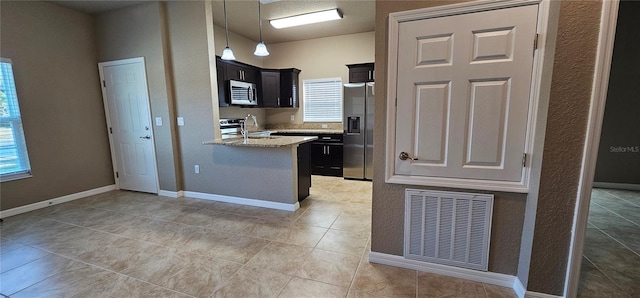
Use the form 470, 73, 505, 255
369, 252, 565, 298
158, 190, 184, 198
514, 277, 526, 298
593, 182, 640, 191
0, 185, 117, 219
182, 191, 300, 211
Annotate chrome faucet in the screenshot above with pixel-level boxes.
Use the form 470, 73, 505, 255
241, 114, 258, 142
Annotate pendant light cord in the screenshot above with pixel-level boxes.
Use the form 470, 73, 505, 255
258, 0, 263, 42
224, 0, 230, 47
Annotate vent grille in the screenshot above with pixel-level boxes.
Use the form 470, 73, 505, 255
404, 189, 493, 271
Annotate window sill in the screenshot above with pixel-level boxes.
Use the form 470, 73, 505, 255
1, 173, 33, 183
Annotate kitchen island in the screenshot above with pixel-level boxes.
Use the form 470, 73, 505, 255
203, 135, 316, 211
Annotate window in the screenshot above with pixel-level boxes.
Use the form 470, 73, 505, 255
0, 58, 31, 181
303, 78, 342, 122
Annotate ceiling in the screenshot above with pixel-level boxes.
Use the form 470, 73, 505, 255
48, 0, 375, 44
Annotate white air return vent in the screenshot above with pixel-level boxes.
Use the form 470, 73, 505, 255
404, 189, 493, 271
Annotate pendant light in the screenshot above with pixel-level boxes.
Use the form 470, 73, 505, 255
221, 0, 236, 60
254, 0, 269, 56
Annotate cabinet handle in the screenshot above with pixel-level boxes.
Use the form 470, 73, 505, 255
327, 146, 330, 155
277, 97, 280, 106
289, 97, 293, 106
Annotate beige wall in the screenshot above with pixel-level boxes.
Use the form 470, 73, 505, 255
95, 2, 182, 192
263, 32, 375, 125
373, 0, 601, 295
0, 1, 113, 210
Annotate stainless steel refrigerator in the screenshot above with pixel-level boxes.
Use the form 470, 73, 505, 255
343, 82, 374, 180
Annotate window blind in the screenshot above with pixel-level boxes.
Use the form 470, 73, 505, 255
303, 78, 342, 122
0, 58, 32, 181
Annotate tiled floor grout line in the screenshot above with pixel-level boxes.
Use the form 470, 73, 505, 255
588, 223, 640, 258
582, 254, 631, 297
7, 244, 198, 298
591, 201, 640, 228
6, 208, 284, 297
601, 189, 640, 208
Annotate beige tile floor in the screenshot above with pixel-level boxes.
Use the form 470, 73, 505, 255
1, 176, 517, 297
578, 188, 640, 297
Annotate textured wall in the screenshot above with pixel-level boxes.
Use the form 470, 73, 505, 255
372, 0, 525, 275
164, 1, 218, 193
95, 2, 182, 192
0, 1, 113, 210
525, 1, 601, 294
594, 1, 640, 186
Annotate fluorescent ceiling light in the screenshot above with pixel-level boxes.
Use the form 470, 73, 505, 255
270, 9, 343, 29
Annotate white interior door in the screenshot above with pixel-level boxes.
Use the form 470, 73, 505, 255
100, 58, 158, 193
395, 4, 538, 182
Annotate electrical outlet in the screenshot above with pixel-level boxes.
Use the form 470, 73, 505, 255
155, 117, 163, 126
290, 115, 295, 122
194, 165, 200, 174
177, 117, 185, 126
322, 124, 328, 128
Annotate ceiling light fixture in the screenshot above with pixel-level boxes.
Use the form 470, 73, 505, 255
254, 0, 269, 56
270, 8, 343, 29
221, 0, 236, 60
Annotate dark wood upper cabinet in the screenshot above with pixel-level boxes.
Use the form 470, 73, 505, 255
260, 69, 281, 108
215, 56, 301, 108
347, 63, 374, 83
216, 57, 229, 107
279, 68, 301, 108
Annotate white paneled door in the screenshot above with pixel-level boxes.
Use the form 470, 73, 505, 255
395, 4, 538, 182
100, 58, 158, 193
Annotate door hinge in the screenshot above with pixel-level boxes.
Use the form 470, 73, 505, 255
109, 127, 113, 134
522, 153, 528, 167
115, 171, 119, 178
102, 80, 106, 87
533, 34, 539, 51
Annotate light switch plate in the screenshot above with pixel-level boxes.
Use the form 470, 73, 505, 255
155, 117, 163, 126
177, 117, 185, 126
194, 165, 200, 174
290, 115, 295, 122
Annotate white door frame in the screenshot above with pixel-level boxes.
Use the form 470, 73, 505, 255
97, 57, 160, 194
564, 1, 619, 297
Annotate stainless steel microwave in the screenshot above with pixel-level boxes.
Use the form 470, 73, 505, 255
228, 80, 257, 106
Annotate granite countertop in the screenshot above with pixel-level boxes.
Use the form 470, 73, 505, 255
267, 129, 343, 135
203, 135, 318, 148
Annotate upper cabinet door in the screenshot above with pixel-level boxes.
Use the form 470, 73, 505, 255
347, 63, 375, 83
392, 4, 539, 190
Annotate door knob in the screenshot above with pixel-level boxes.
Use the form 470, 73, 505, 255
140, 135, 151, 139
399, 152, 416, 161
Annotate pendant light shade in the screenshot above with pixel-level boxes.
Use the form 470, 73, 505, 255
254, 42, 269, 57
254, 0, 269, 57
222, 0, 235, 61
222, 47, 236, 60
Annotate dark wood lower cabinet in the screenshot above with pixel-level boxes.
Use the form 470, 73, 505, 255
297, 142, 311, 201
310, 143, 343, 177
272, 133, 344, 178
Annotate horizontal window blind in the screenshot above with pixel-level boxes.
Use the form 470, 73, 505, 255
303, 78, 342, 122
0, 58, 32, 181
